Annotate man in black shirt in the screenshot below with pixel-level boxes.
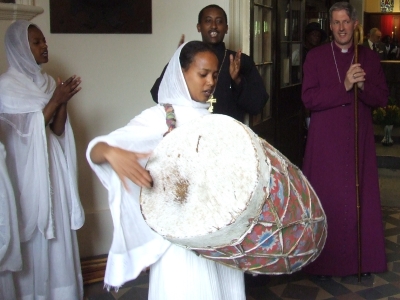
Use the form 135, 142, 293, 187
150, 4, 269, 123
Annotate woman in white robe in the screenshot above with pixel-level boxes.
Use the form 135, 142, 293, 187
0, 142, 21, 300
87, 41, 245, 300
0, 20, 85, 299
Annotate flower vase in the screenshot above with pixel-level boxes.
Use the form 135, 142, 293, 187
382, 125, 394, 146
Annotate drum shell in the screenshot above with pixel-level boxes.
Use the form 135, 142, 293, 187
192, 138, 327, 274
140, 114, 327, 274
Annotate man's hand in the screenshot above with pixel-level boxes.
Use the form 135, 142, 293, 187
229, 50, 242, 85
178, 34, 185, 48
345, 63, 365, 91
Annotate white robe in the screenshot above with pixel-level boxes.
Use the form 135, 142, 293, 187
0, 67, 84, 300
86, 42, 245, 300
0, 20, 85, 299
0, 67, 85, 300
0, 142, 21, 300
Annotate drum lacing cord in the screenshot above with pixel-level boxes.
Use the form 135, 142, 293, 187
161, 104, 176, 137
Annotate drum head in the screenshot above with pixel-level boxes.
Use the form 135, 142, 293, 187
140, 114, 270, 247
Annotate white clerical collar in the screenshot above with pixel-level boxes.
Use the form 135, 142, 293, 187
341, 48, 349, 53
368, 39, 374, 50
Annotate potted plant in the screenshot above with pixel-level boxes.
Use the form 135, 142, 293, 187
373, 97, 400, 146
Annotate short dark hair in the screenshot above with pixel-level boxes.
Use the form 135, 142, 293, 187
198, 5, 228, 24
329, 2, 357, 22
180, 41, 217, 71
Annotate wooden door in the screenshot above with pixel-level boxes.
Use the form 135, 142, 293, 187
249, 0, 306, 167
249, 0, 276, 145
275, 0, 306, 168
249, 0, 327, 168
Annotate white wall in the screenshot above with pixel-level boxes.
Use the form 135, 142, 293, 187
350, 0, 364, 24
0, 0, 229, 258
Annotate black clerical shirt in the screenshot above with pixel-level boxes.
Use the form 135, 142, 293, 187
150, 42, 269, 122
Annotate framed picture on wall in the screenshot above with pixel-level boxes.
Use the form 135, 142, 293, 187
49, 0, 151, 34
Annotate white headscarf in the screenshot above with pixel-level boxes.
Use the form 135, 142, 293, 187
0, 20, 56, 115
5, 20, 52, 91
159, 42, 210, 110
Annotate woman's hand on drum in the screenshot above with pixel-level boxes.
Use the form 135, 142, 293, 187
90, 142, 153, 189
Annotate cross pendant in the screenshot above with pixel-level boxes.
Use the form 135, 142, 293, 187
207, 95, 217, 112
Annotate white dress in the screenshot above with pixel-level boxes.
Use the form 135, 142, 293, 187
0, 20, 85, 300
87, 42, 245, 300
0, 142, 22, 300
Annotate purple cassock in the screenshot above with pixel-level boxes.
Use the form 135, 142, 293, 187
301, 41, 388, 277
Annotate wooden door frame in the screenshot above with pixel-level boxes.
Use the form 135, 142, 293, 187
228, 0, 251, 57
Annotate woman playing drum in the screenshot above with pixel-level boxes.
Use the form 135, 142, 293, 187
87, 41, 246, 300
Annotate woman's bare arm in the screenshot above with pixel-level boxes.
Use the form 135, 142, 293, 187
43, 76, 82, 135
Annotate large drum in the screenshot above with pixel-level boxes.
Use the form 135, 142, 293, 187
140, 114, 327, 274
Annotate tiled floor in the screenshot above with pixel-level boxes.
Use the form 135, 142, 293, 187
84, 142, 400, 300
84, 207, 400, 300
246, 206, 400, 300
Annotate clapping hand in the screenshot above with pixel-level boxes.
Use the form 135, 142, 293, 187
178, 34, 185, 48
43, 74, 82, 132
53, 75, 82, 105
229, 50, 242, 85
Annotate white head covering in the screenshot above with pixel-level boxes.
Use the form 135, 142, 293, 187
0, 20, 55, 114
159, 42, 210, 110
5, 20, 50, 90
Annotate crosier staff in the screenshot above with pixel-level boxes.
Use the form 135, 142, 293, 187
353, 23, 364, 283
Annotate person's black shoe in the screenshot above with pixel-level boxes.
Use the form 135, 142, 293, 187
361, 272, 371, 277
316, 275, 332, 281
244, 273, 269, 287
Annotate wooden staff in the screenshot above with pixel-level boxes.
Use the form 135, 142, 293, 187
353, 23, 363, 282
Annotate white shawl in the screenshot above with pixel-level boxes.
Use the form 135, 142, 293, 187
0, 20, 84, 242
86, 42, 211, 289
